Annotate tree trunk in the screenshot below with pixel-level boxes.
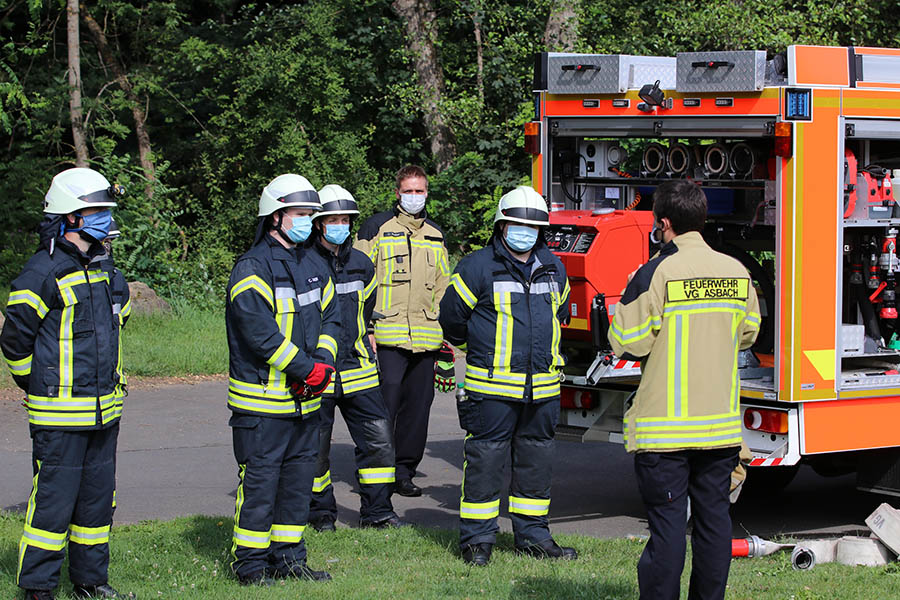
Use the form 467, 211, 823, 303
66, 0, 89, 166
391, 0, 457, 173
81, 4, 156, 197
543, 0, 579, 51
472, 8, 484, 104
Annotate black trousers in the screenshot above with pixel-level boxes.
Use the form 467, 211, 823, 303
377, 346, 435, 482
633, 447, 739, 600
310, 384, 396, 524
18, 424, 119, 592
230, 413, 319, 579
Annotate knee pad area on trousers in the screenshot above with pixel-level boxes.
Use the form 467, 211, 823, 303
360, 419, 395, 465
463, 439, 510, 498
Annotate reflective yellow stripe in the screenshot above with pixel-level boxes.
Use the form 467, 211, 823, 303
460, 499, 500, 520
627, 413, 742, 450
22, 524, 67, 552
321, 278, 336, 310
493, 290, 513, 369
508, 496, 550, 516
271, 524, 305, 543
610, 315, 659, 345
358, 467, 396, 485
374, 321, 409, 345
228, 393, 296, 415
342, 372, 380, 394
233, 526, 271, 549
69, 523, 110, 546
317, 334, 338, 361
228, 378, 291, 399
230, 275, 274, 309
4, 353, 32, 376
666, 314, 689, 417
231, 464, 247, 561
58, 302, 74, 396
313, 470, 332, 493
8, 289, 49, 319
267, 337, 299, 371
364, 274, 377, 300
121, 298, 132, 318
354, 287, 371, 360
450, 273, 477, 309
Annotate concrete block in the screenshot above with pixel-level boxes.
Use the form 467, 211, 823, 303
866, 502, 900, 556
836, 536, 893, 567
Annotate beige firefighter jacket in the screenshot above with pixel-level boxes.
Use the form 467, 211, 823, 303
354, 206, 450, 352
608, 231, 761, 453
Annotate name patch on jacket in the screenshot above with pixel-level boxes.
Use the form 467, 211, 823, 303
307, 276, 320, 285
666, 278, 750, 301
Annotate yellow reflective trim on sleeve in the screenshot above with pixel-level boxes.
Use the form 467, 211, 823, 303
68, 524, 110, 546
321, 278, 336, 310
8, 289, 50, 319
610, 315, 654, 345
364, 274, 377, 300
450, 273, 477, 309
508, 496, 550, 516
4, 353, 32, 377
316, 334, 338, 361
230, 275, 274, 309
666, 278, 749, 302
267, 337, 299, 371
121, 298, 132, 318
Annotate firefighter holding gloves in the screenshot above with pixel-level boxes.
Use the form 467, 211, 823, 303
354, 165, 451, 497
439, 186, 575, 566
609, 180, 760, 600
225, 174, 339, 585
1, 168, 133, 599
306, 184, 408, 530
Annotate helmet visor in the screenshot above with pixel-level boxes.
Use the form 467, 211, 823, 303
499, 206, 548, 223
78, 188, 119, 207
280, 189, 320, 206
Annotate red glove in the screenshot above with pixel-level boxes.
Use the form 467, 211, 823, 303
305, 363, 335, 397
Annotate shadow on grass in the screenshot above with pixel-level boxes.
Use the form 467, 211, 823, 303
509, 576, 634, 600
182, 515, 232, 567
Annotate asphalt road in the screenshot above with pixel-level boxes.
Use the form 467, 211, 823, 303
0, 378, 886, 540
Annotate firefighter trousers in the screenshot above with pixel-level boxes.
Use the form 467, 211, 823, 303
230, 413, 319, 579
310, 384, 397, 524
17, 424, 119, 592
377, 347, 435, 482
633, 447, 740, 600
457, 398, 559, 548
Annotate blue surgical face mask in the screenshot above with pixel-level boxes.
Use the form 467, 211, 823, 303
70, 209, 113, 242
504, 224, 539, 253
324, 223, 350, 246
284, 214, 312, 243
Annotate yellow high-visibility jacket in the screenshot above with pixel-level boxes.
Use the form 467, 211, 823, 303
354, 207, 450, 352
609, 231, 760, 453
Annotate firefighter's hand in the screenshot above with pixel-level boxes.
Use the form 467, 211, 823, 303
305, 363, 336, 397
369, 333, 377, 356
434, 342, 455, 393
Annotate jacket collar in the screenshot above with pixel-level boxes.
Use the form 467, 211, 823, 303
490, 235, 554, 282
312, 236, 351, 267
263, 232, 297, 261
393, 204, 426, 230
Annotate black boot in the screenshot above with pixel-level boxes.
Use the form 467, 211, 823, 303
394, 479, 422, 497
359, 514, 413, 529
461, 542, 493, 566
72, 583, 135, 599
516, 538, 577, 560
309, 516, 337, 532
269, 561, 332, 582
237, 570, 275, 586
23, 590, 54, 600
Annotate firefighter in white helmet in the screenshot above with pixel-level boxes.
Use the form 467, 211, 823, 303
1, 167, 134, 599
439, 186, 575, 566
225, 173, 339, 584
305, 185, 408, 530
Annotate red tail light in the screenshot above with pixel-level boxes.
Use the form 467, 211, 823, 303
774, 121, 792, 158
524, 121, 541, 155
743, 408, 788, 434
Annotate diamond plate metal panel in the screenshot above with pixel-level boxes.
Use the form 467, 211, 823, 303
546, 53, 675, 94
676, 51, 766, 93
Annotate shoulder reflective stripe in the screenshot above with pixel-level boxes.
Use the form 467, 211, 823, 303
4, 353, 32, 376
450, 273, 477, 309
363, 275, 377, 300
610, 315, 658, 345
313, 470, 332, 493
508, 496, 550, 516
23, 524, 67, 551
529, 281, 560, 295
358, 467, 396, 485
460, 499, 500, 520
336, 280, 364, 295
667, 278, 749, 302
492, 281, 525, 294
275, 286, 297, 300
69, 524, 110, 546
8, 290, 50, 319
271, 524, 305, 543
230, 275, 274, 309
297, 287, 322, 307
233, 526, 271, 549
317, 334, 338, 360
267, 337, 299, 370
321, 279, 335, 309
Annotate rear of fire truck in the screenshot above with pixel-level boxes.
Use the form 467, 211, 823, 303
530, 46, 900, 494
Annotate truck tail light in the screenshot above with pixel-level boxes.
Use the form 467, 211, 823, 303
773, 121, 792, 158
743, 408, 788, 434
524, 122, 541, 155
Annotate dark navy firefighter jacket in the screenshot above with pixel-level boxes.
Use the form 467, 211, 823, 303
439, 235, 571, 403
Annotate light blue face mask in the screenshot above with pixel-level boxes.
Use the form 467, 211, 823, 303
504, 224, 539, 252
69, 209, 113, 242
324, 223, 351, 245
285, 214, 312, 243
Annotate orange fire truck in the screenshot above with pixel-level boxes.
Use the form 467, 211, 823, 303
528, 46, 900, 492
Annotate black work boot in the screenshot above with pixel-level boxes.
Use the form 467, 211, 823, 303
269, 561, 332, 582
72, 583, 135, 598
516, 538, 577, 560
237, 570, 275, 586
23, 590, 54, 600
309, 517, 337, 532
394, 479, 422, 497
359, 514, 413, 529
461, 542, 493, 566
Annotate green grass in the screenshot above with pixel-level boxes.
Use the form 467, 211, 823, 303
0, 512, 896, 599
121, 305, 227, 377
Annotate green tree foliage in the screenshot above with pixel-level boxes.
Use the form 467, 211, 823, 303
1, 0, 898, 305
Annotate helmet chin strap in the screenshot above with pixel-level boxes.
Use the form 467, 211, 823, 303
272, 210, 293, 245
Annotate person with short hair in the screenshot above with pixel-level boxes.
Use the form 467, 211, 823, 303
609, 179, 761, 600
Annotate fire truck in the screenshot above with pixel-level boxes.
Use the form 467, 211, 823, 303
528, 46, 900, 493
